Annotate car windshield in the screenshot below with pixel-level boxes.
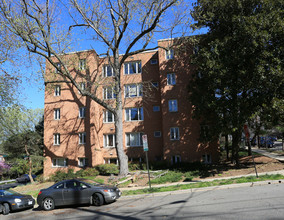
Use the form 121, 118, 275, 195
0, 189, 21, 196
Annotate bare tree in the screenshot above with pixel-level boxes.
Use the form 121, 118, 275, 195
0, 0, 190, 176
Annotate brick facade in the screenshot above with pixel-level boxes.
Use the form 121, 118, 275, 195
43, 39, 219, 177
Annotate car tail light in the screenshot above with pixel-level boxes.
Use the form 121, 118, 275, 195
38, 191, 42, 196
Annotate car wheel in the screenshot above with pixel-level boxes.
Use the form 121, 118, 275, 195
2, 203, 10, 215
92, 193, 104, 206
42, 197, 55, 211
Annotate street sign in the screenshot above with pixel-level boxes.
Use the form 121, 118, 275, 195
142, 134, 148, 152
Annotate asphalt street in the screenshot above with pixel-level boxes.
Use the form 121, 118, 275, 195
2, 181, 284, 220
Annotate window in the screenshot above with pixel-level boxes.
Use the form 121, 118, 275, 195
165, 48, 174, 60
79, 59, 86, 70
54, 108, 60, 120
151, 82, 159, 88
153, 106, 160, 112
125, 84, 142, 98
168, 99, 178, 112
167, 73, 176, 85
78, 158, 88, 167
78, 82, 86, 94
125, 107, 143, 121
202, 154, 212, 164
104, 158, 118, 165
126, 133, 143, 147
124, 61, 141, 74
54, 85, 61, 96
79, 132, 86, 144
79, 107, 86, 118
52, 158, 67, 167
55, 63, 61, 73
154, 131, 161, 137
54, 133, 60, 145
103, 87, 116, 99
103, 64, 114, 77
172, 155, 181, 164
170, 127, 179, 140
150, 59, 158, 64
103, 110, 114, 123
104, 134, 115, 148
200, 125, 210, 140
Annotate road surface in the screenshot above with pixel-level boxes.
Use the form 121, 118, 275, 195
3, 182, 284, 219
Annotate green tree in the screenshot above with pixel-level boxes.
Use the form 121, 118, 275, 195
189, 0, 284, 165
0, 0, 190, 176
1, 107, 44, 181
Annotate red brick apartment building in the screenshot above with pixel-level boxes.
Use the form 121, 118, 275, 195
43, 38, 219, 177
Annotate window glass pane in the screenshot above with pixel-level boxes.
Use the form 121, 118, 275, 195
124, 63, 128, 74
109, 135, 114, 146
138, 61, 141, 73
139, 108, 143, 120
129, 62, 136, 74
131, 108, 138, 120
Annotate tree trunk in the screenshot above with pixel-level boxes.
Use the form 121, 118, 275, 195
225, 134, 229, 160
115, 105, 129, 177
24, 142, 34, 184
232, 129, 242, 167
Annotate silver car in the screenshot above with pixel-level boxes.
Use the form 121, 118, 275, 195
37, 179, 121, 211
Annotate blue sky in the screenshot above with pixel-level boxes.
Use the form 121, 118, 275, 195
17, 0, 203, 110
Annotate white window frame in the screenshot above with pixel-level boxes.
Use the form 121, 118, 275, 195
79, 107, 86, 118
167, 73, 176, 85
54, 85, 61, 96
79, 59, 86, 70
165, 48, 174, 60
124, 84, 143, 98
103, 110, 114, 123
103, 134, 115, 148
54, 133, 60, 145
78, 157, 88, 167
124, 61, 142, 75
103, 87, 116, 100
79, 132, 86, 144
125, 107, 144, 121
102, 64, 114, 77
126, 132, 143, 147
54, 108, 60, 120
154, 131, 161, 137
104, 158, 118, 165
170, 127, 180, 140
52, 158, 67, 167
168, 99, 178, 112
153, 106, 160, 112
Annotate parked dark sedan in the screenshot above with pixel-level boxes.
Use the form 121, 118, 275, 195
0, 189, 35, 215
16, 174, 36, 184
37, 179, 121, 211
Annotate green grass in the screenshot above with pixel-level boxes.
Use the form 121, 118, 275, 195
122, 174, 284, 196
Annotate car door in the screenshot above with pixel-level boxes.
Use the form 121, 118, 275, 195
76, 181, 92, 204
62, 180, 82, 205
51, 182, 65, 206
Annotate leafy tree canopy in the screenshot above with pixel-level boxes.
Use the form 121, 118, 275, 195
189, 0, 284, 164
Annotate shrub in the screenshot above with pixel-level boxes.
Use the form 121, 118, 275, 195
51, 169, 76, 182
184, 171, 199, 181
75, 168, 99, 177
95, 164, 119, 175
151, 171, 183, 184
